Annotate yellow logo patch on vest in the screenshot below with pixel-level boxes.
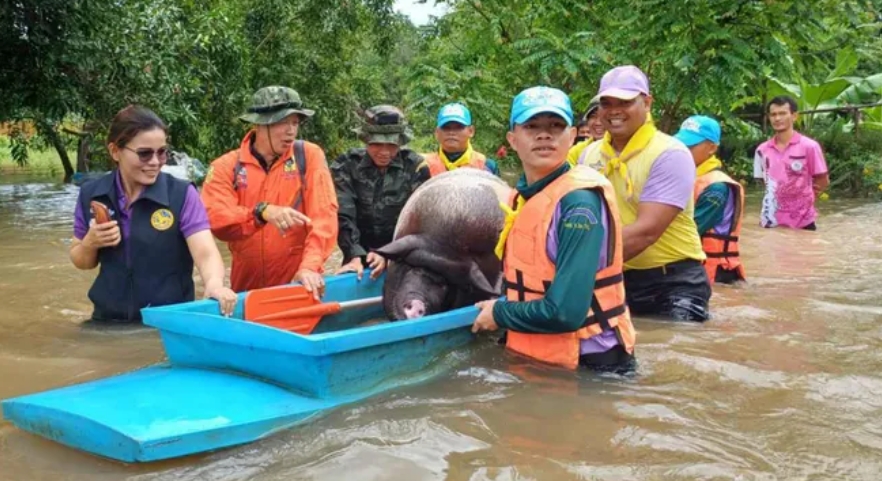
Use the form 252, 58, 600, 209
151, 209, 175, 231
204, 166, 214, 184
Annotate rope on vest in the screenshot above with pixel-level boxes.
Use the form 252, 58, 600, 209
494, 195, 525, 259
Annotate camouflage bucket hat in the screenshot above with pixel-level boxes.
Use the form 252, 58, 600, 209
354, 105, 413, 146
239, 86, 315, 125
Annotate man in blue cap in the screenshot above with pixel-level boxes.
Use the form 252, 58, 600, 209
471, 86, 636, 373
674, 115, 746, 285
422, 102, 500, 177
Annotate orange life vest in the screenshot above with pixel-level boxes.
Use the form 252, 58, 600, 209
423, 151, 487, 177
502, 165, 636, 370
693, 170, 746, 284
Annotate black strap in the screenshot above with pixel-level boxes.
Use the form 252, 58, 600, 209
706, 251, 739, 259
292, 140, 307, 212
701, 232, 739, 242
585, 299, 626, 331
594, 272, 623, 289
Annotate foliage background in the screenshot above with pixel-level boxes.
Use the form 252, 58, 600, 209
2, 0, 881, 194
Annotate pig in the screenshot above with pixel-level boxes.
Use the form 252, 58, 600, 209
376, 168, 513, 320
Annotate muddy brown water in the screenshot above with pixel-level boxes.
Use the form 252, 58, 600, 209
1, 174, 881, 480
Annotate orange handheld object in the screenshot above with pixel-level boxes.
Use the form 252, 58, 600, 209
244, 284, 383, 335
91, 201, 112, 224
252, 296, 384, 334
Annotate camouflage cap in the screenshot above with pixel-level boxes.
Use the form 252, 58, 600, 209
354, 105, 413, 146
239, 86, 315, 125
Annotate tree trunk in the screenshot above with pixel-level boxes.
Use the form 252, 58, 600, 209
76, 134, 92, 172
40, 121, 75, 182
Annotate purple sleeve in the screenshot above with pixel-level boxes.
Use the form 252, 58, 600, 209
179, 185, 211, 239
73, 197, 88, 240
638, 148, 696, 209
808, 139, 828, 176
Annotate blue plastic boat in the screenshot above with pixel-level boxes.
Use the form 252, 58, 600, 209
1, 272, 478, 462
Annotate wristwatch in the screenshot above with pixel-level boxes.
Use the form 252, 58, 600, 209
254, 202, 269, 225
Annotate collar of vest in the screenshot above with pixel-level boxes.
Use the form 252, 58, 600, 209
91, 170, 174, 207
516, 162, 569, 200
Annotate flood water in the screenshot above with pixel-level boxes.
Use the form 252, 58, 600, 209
1, 174, 882, 480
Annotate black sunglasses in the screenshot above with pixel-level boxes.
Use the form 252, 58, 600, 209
124, 146, 169, 163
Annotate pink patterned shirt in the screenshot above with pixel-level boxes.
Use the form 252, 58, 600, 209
753, 132, 828, 229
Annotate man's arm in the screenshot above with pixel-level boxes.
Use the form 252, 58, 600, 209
200, 154, 262, 242
808, 140, 830, 195
622, 149, 695, 261
300, 145, 340, 273
331, 157, 366, 263
693, 182, 729, 234
493, 189, 605, 333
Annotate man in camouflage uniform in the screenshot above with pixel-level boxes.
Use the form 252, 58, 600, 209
332, 105, 430, 280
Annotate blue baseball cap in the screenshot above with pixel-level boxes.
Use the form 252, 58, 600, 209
509, 86, 573, 130
674, 115, 721, 147
436, 103, 472, 128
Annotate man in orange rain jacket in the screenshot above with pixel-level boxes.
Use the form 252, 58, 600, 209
201, 86, 338, 297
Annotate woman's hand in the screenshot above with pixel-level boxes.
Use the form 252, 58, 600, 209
82, 219, 121, 250
205, 285, 237, 317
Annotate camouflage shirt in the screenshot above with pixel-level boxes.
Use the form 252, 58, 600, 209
331, 148, 430, 262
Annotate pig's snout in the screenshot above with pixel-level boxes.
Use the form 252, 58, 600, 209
403, 299, 427, 319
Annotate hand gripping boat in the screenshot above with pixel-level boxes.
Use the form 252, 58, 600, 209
1, 272, 478, 462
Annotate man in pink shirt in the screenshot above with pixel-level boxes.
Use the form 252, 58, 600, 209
753, 96, 829, 230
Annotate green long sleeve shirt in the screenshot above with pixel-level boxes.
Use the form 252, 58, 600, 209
694, 182, 730, 234
493, 163, 606, 333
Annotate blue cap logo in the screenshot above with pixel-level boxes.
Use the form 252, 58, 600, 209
510, 86, 573, 130
674, 115, 721, 147
436, 103, 472, 128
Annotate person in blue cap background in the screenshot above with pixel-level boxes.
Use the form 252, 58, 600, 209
674, 115, 746, 285
471, 86, 636, 373
421, 102, 500, 177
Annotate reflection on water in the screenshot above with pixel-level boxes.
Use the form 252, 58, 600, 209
1, 174, 882, 480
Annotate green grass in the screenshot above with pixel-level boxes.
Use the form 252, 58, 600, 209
0, 136, 75, 177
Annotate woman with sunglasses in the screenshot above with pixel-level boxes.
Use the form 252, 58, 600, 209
70, 105, 237, 322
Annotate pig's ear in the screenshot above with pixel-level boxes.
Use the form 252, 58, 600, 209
394, 248, 498, 295
375, 235, 429, 261
466, 262, 499, 296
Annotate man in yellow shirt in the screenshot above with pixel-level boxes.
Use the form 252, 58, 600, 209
581, 66, 711, 322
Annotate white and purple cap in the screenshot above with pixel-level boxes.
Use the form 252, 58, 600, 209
597, 65, 650, 100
